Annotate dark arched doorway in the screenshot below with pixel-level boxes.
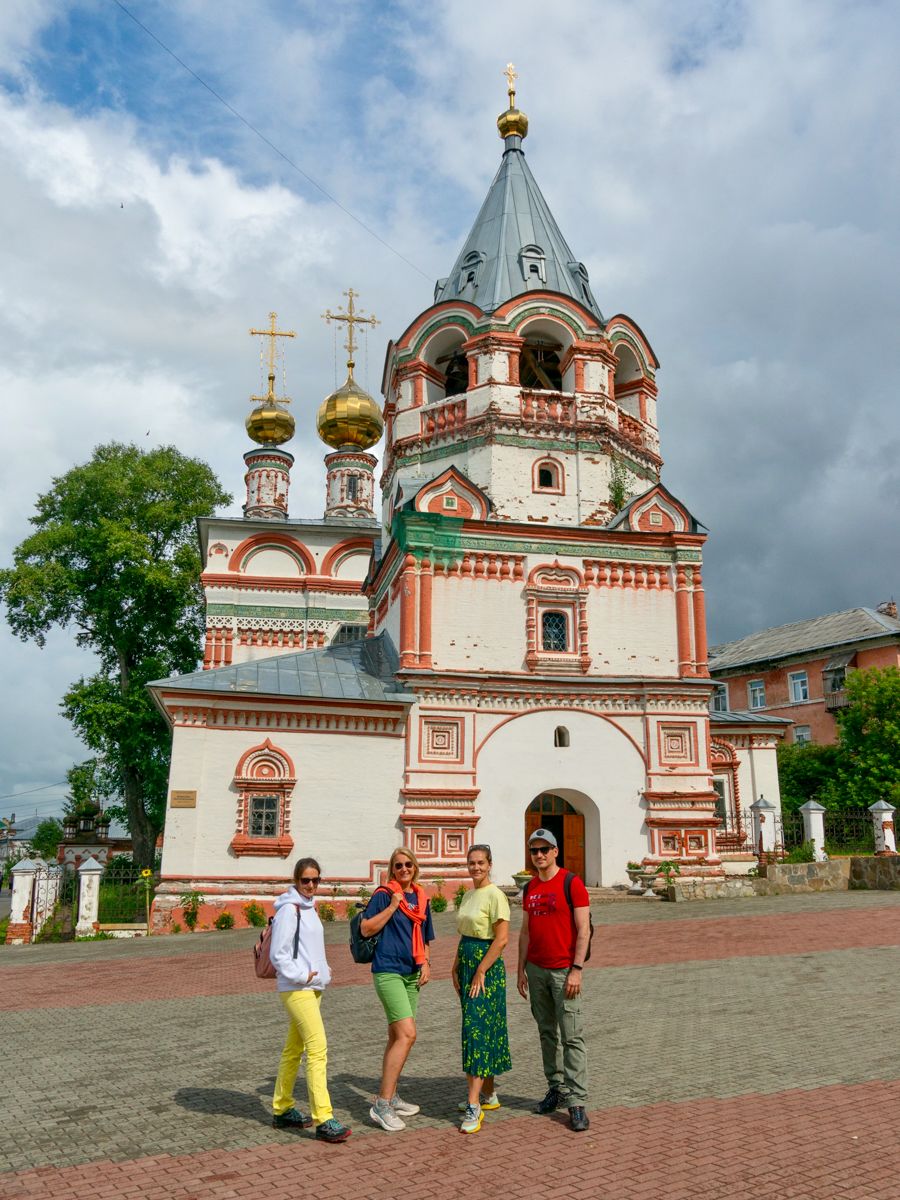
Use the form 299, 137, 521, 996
525, 793, 585, 880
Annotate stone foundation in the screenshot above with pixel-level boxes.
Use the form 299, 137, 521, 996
755, 859, 851, 895
668, 857, 900, 901
848, 855, 900, 890
667, 877, 758, 902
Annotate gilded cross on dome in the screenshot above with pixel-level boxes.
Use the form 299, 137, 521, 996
504, 62, 518, 106
249, 311, 295, 405
321, 289, 379, 372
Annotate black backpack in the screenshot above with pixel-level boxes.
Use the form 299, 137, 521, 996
349, 887, 390, 964
523, 870, 594, 962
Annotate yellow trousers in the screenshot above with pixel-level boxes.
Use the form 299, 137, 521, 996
272, 989, 333, 1125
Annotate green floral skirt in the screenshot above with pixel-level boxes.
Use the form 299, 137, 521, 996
458, 935, 512, 1079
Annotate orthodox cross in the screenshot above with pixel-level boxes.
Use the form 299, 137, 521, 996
249, 311, 295, 404
504, 61, 518, 106
322, 289, 379, 370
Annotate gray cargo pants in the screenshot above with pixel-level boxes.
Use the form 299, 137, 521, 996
525, 961, 588, 1105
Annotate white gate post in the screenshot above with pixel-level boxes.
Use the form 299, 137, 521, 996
76, 856, 104, 937
868, 800, 897, 855
800, 800, 828, 861
6, 859, 37, 944
750, 795, 777, 854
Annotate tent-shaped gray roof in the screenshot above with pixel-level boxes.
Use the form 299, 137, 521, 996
148, 633, 414, 705
709, 607, 900, 673
434, 139, 603, 320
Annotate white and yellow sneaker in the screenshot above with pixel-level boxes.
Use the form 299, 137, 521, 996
460, 1103, 483, 1134
458, 1090, 500, 1112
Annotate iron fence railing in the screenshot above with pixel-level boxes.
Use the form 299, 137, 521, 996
779, 809, 875, 855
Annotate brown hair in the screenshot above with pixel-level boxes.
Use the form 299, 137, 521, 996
388, 846, 421, 886
292, 857, 321, 885
467, 843, 493, 865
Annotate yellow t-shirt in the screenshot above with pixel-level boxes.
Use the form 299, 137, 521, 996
456, 883, 511, 939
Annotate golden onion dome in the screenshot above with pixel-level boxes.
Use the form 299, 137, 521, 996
246, 402, 295, 445
316, 365, 383, 450
497, 105, 528, 141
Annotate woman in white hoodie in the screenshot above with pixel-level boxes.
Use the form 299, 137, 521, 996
270, 857, 351, 1144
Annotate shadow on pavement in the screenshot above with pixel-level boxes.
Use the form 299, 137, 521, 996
173, 1087, 272, 1126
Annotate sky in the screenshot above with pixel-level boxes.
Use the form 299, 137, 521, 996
1, 0, 899, 820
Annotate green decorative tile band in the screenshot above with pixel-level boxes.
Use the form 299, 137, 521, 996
207, 604, 366, 622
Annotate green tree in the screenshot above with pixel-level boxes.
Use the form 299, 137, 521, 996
776, 742, 844, 813
608, 456, 632, 513
837, 666, 900, 809
0, 443, 229, 866
29, 818, 64, 861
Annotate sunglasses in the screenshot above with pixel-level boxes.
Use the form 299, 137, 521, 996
469, 844, 491, 854
299, 876, 321, 886
393, 861, 414, 870
530, 845, 553, 855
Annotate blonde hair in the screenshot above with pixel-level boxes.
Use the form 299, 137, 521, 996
388, 846, 421, 886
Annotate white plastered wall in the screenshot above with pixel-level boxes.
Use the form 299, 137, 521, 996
473, 708, 648, 887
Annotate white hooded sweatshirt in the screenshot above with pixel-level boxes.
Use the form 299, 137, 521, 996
270, 887, 332, 993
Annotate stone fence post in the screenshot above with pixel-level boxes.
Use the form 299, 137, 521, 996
76, 856, 104, 937
5, 859, 37, 944
750, 795, 777, 855
800, 800, 828, 862
868, 800, 897, 855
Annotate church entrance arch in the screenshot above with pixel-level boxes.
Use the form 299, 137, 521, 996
525, 793, 585, 880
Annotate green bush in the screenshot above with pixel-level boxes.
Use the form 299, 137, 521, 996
783, 840, 816, 864
242, 901, 267, 928
180, 890, 203, 932
213, 911, 235, 930
431, 894, 448, 913
318, 902, 336, 922
453, 884, 467, 910
170, 922, 182, 934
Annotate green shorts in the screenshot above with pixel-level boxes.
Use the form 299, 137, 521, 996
373, 970, 421, 1024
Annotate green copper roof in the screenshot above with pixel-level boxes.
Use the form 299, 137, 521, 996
434, 138, 603, 320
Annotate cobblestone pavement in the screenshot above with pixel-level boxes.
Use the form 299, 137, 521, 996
2, 890, 899, 1199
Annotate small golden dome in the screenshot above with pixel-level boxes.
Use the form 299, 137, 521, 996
497, 106, 528, 141
317, 368, 384, 450
246, 403, 295, 446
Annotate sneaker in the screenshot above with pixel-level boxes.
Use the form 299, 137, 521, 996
568, 1105, 590, 1132
272, 1106, 313, 1129
457, 1090, 501, 1112
315, 1118, 352, 1144
391, 1094, 420, 1117
534, 1086, 563, 1115
460, 1103, 483, 1134
369, 1099, 406, 1132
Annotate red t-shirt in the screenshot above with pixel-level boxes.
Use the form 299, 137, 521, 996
524, 870, 591, 969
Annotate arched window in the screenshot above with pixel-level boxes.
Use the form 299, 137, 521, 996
521, 337, 562, 390
332, 623, 367, 645
541, 610, 569, 652
554, 726, 570, 748
529, 793, 577, 816
533, 458, 563, 493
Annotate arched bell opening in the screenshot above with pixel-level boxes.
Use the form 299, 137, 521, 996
421, 325, 469, 400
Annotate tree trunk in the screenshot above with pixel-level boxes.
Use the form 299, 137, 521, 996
123, 764, 157, 868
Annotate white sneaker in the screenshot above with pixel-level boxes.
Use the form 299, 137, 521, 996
391, 1094, 420, 1117
460, 1103, 483, 1134
370, 1100, 406, 1132
457, 1090, 500, 1112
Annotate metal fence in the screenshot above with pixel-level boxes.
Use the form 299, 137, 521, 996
779, 809, 875, 855
98, 857, 146, 923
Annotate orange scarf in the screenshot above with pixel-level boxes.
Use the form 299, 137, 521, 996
385, 879, 428, 965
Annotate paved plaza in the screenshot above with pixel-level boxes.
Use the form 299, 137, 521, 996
2, 890, 899, 1199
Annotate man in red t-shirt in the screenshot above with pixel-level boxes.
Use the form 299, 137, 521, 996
517, 827, 591, 1132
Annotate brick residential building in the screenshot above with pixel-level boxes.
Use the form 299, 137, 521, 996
709, 603, 900, 746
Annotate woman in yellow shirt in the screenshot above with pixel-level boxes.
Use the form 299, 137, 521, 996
451, 843, 511, 1133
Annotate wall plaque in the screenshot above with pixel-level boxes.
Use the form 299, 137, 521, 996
170, 790, 197, 809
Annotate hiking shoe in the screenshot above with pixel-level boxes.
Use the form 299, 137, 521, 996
315, 1118, 352, 1143
568, 1105, 590, 1132
534, 1086, 563, 1115
369, 1100, 406, 1132
391, 1094, 420, 1117
457, 1090, 501, 1112
272, 1106, 313, 1129
460, 1103, 483, 1134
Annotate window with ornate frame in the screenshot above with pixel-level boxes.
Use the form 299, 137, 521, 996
525, 563, 590, 673
230, 738, 295, 858
532, 457, 564, 495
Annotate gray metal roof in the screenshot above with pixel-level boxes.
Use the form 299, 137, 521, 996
710, 709, 791, 727
709, 607, 900, 672
434, 141, 603, 320
149, 633, 414, 704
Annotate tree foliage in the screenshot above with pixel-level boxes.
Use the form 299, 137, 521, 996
30, 818, 64, 861
776, 742, 843, 814
0, 443, 229, 865
837, 666, 900, 809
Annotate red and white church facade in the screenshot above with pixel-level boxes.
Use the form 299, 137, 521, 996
149, 89, 784, 925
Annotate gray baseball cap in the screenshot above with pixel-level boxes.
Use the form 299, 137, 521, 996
528, 828, 558, 849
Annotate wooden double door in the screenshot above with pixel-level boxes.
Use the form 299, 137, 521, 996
525, 793, 585, 881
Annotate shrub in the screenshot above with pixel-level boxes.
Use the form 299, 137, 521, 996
170, 922, 183, 934
243, 901, 267, 928
180, 890, 203, 932
358, 886, 372, 905
431, 894, 448, 913
214, 911, 235, 930
318, 902, 336, 922
783, 840, 816, 864
453, 884, 467, 910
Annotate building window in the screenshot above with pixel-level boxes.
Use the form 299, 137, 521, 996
748, 679, 766, 709
710, 684, 729, 713
332, 623, 367, 645
788, 671, 809, 703
541, 611, 569, 652
248, 794, 279, 838
554, 726, 570, 748
346, 475, 359, 501
794, 725, 812, 745
538, 466, 555, 488
823, 667, 845, 693
532, 458, 564, 494
712, 777, 728, 823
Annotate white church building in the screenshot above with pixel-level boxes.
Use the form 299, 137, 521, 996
149, 82, 784, 927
